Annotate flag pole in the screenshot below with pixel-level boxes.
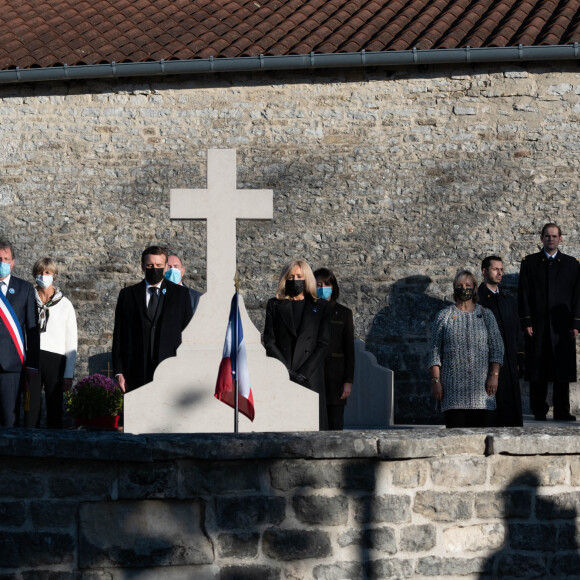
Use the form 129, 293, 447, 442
234, 272, 240, 434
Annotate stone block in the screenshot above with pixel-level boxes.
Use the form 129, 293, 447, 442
490, 456, 567, 486
47, 462, 117, 499
181, 460, 262, 496
399, 524, 436, 552
488, 429, 580, 456
390, 459, 428, 488
0, 531, 74, 567
313, 561, 363, 580
29, 500, 77, 529
551, 552, 580, 577
494, 554, 548, 577
220, 565, 280, 580
568, 457, 580, 485
217, 532, 260, 558
536, 493, 580, 520
79, 500, 213, 568
364, 559, 415, 578
216, 496, 285, 528
292, 495, 348, 525
475, 490, 532, 519
557, 523, 580, 550
0, 462, 45, 498
430, 456, 487, 487
413, 491, 473, 522
262, 528, 331, 560
337, 526, 396, 552
0, 500, 26, 527
378, 431, 486, 459
415, 556, 487, 576
119, 462, 178, 499
508, 524, 557, 551
443, 523, 505, 552
20, 573, 78, 580
354, 494, 411, 524
270, 459, 376, 492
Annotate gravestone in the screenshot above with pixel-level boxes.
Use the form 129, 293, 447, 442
124, 149, 319, 433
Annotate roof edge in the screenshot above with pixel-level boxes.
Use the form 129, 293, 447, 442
1, 44, 579, 85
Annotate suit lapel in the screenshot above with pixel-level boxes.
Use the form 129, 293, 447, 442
278, 300, 296, 337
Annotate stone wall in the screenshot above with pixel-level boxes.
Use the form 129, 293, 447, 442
1, 61, 580, 422
1, 428, 580, 578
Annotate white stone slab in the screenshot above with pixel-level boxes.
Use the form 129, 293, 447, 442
124, 149, 319, 433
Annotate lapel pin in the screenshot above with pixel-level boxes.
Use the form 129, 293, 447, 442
8, 288, 15, 294
162, 288, 167, 295
312, 307, 318, 313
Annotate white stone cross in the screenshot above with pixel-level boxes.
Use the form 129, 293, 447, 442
170, 149, 273, 303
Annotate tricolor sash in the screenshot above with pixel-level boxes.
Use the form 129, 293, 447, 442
0, 289, 26, 366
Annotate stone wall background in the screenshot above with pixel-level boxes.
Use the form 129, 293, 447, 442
1, 429, 580, 579
1, 62, 580, 423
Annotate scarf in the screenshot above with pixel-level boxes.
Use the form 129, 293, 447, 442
35, 287, 64, 333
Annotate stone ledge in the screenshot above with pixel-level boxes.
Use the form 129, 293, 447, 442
487, 427, 580, 455
1, 427, 579, 462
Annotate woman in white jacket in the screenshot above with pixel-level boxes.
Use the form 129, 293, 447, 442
28, 257, 77, 428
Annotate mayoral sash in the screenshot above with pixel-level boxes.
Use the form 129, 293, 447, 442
0, 289, 26, 365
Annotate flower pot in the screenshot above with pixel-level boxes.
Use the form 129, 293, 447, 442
75, 415, 120, 429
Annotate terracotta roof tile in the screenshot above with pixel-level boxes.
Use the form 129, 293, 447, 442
0, 0, 580, 70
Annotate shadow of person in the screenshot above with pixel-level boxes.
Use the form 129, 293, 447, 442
480, 470, 580, 578
365, 276, 446, 424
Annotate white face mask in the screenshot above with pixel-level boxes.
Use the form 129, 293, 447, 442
36, 275, 53, 289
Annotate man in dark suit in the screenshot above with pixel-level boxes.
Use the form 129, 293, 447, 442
478, 256, 524, 426
166, 254, 202, 315
112, 245, 193, 393
0, 239, 40, 427
518, 223, 580, 421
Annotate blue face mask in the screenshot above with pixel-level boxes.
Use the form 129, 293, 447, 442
317, 286, 333, 300
0, 261, 11, 278
164, 268, 182, 284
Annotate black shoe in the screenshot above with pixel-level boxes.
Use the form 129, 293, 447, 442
553, 413, 576, 422
534, 414, 547, 421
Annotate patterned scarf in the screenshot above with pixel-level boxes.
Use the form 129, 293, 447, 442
35, 287, 64, 333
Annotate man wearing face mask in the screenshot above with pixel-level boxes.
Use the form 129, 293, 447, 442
165, 254, 202, 315
0, 239, 40, 428
112, 246, 193, 393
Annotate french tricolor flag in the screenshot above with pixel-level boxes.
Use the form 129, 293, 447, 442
214, 294, 255, 422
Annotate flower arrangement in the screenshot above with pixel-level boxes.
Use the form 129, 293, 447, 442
66, 374, 123, 420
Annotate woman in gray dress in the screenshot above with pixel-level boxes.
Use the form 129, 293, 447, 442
429, 270, 504, 428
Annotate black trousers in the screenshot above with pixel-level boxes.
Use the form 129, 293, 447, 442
327, 405, 345, 431
530, 380, 570, 417
444, 409, 490, 428
0, 371, 22, 428
25, 350, 66, 429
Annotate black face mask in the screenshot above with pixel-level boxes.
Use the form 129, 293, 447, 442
285, 279, 305, 297
454, 287, 475, 302
145, 267, 165, 285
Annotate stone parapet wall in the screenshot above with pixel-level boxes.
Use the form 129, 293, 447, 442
1, 62, 580, 422
2, 428, 580, 578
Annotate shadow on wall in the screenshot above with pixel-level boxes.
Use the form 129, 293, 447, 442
480, 470, 580, 578
365, 276, 446, 425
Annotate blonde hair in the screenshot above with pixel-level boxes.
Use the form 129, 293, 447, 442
275, 260, 317, 300
32, 257, 58, 277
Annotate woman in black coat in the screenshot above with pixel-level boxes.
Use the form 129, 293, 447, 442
264, 260, 331, 430
314, 268, 355, 430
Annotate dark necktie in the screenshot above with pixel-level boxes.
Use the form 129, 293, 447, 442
147, 287, 159, 319
0, 281, 4, 295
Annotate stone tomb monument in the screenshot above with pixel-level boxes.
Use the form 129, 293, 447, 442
124, 149, 318, 433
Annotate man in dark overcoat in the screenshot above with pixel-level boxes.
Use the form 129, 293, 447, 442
518, 223, 580, 421
113, 245, 193, 393
478, 256, 524, 426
